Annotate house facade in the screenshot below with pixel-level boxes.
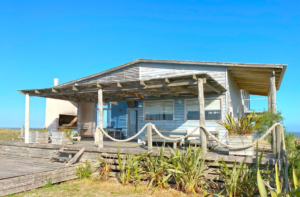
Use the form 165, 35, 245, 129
20, 59, 286, 144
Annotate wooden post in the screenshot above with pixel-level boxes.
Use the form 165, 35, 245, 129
25, 94, 30, 143
147, 124, 152, 150
21, 125, 24, 136
270, 71, 277, 154
97, 88, 104, 149
268, 92, 271, 111
77, 102, 82, 136
276, 125, 282, 160
198, 78, 207, 154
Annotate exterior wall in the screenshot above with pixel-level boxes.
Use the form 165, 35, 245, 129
137, 96, 227, 143
81, 103, 96, 137
111, 101, 138, 138
226, 72, 245, 118
45, 98, 77, 130
139, 63, 227, 87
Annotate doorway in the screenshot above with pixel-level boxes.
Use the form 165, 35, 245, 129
127, 108, 138, 138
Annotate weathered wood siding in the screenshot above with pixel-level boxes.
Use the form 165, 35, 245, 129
226, 71, 244, 118
78, 64, 140, 84
139, 63, 227, 87
137, 96, 228, 143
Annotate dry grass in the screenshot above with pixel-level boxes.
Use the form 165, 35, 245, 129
0, 128, 20, 141
12, 179, 204, 197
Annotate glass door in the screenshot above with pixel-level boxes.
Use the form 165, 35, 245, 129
127, 109, 138, 138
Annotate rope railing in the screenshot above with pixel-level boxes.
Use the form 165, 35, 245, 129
96, 122, 285, 151
97, 123, 289, 193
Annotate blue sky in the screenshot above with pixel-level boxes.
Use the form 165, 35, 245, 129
0, 0, 299, 131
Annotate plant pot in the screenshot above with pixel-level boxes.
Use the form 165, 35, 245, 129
228, 134, 254, 156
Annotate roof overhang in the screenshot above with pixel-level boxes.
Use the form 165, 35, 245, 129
19, 74, 226, 103
227, 64, 286, 96
55, 59, 287, 93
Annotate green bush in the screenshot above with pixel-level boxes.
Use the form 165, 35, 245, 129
76, 161, 92, 180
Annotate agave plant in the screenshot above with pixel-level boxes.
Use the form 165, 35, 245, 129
168, 145, 208, 195
218, 111, 262, 135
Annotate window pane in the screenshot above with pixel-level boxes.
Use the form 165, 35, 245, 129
144, 101, 173, 120
186, 99, 221, 120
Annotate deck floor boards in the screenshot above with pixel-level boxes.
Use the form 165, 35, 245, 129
0, 155, 64, 179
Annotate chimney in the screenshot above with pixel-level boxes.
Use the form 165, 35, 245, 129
53, 78, 59, 86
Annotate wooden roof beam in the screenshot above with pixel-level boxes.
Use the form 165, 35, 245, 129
204, 83, 221, 94
51, 88, 61, 93
117, 82, 122, 88
140, 80, 146, 86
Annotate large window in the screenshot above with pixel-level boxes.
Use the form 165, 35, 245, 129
185, 99, 221, 120
144, 100, 174, 120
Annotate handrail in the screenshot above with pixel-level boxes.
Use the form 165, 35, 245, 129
96, 123, 285, 150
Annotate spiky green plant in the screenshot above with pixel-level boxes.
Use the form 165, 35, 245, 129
168, 145, 208, 195
216, 157, 247, 197
117, 146, 148, 186
218, 111, 262, 135
257, 164, 300, 197
97, 157, 112, 181
142, 145, 173, 190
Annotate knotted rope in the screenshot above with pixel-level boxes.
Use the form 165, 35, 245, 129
97, 123, 285, 150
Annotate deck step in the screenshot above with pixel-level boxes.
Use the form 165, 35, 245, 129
58, 150, 78, 154
52, 156, 71, 162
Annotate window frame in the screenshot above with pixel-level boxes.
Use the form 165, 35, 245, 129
184, 97, 223, 121
143, 99, 175, 121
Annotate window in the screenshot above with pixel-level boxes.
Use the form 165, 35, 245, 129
144, 100, 173, 120
185, 99, 221, 120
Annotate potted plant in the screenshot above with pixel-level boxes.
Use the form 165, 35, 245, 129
218, 111, 262, 156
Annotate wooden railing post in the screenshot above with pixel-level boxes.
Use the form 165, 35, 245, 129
198, 78, 207, 154
270, 71, 277, 153
276, 125, 282, 160
97, 88, 104, 149
147, 124, 152, 150
24, 93, 30, 143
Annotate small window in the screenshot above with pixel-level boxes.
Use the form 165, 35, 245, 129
185, 99, 221, 120
144, 100, 173, 120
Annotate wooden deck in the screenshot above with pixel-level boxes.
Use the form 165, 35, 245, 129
0, 138, 278, 195
0, 155, 78, 196
0, 138, 277, 164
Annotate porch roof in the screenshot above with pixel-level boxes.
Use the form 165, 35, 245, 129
19, 73, 226, 103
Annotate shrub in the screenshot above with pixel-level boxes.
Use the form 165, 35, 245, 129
76, 161, 92, 180
168, 145, 208, 195
117, 146, 147, 186
218, 111, 262, 135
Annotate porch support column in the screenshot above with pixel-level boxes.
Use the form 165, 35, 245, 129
198, 78, 207, 154
97, 88, 104, 149
77, 102, 82, 136
24, 93, 30, 143
270, 71, 277, 154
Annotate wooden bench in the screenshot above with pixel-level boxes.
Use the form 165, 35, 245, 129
184, 131, 220, 149
142, 129, 187, 149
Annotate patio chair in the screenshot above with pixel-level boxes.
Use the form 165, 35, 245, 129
48, 130, 54, 143
72, 130, 81, 141
18, 135, 25, 141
